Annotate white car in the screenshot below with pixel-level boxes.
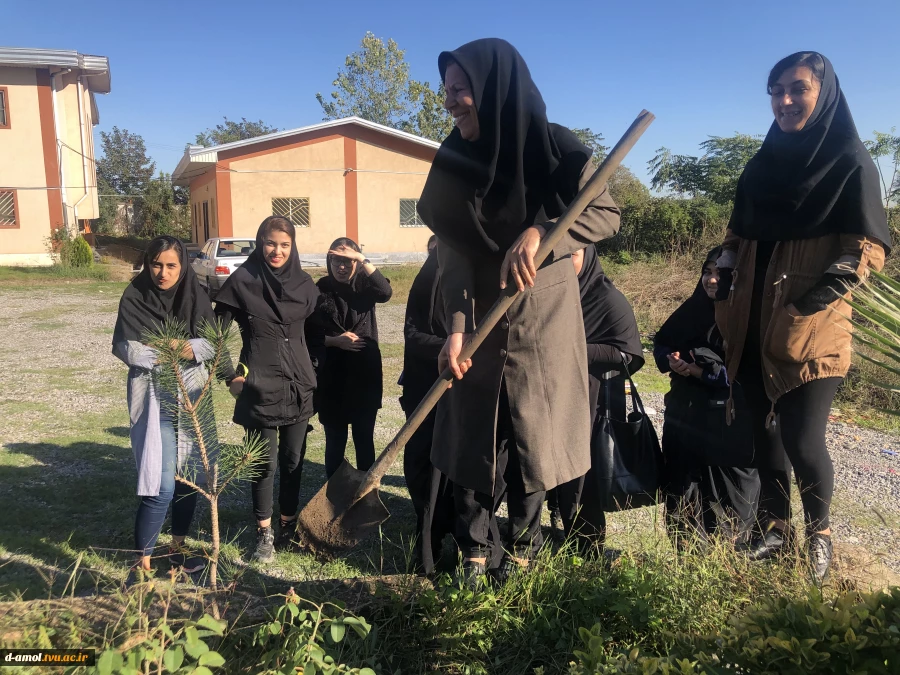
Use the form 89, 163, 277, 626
192, 237, 256, 299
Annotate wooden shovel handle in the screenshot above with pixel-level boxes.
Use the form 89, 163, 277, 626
352, 109, 656, 504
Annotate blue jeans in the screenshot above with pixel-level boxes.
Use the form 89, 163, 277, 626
134, 415, 198, 556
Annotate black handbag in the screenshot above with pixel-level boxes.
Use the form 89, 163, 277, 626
591, 358, 664, 512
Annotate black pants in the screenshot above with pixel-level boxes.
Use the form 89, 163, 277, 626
664, 465, 760, 541
323, 410, 378, 478
550, 472, 607, 541
740, 366, 840, 533
453, 385, 545, 560
245, 420, 311, 522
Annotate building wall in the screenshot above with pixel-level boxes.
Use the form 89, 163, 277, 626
189, 171, 218, 244
0, 66, 53, 263
57, 70, 98, 222
354, 139, 433, 255
227, 136, 347, 253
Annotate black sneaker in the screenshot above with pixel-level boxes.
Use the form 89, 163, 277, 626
549, 508, 565, 545
492, 553, 528, 586
807, 533, 833, 586
454, 559, 487, 591
124, 564, 154, 590
737, 527, 793, 562
168, 544, 206, 574
252, 526, 275, 563
276, 519, 297, 551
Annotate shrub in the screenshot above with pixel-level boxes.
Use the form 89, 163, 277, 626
67, 236, 94, 268
570, 587, 900, 674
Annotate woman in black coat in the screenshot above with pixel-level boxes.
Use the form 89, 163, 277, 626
550, 247, 645, 547
653, 248, 760, 547
214, 216, 320, 564
311, 237, 393, 478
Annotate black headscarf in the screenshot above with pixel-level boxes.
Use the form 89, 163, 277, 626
315, 238, 381, 341
654, 247, 722, 353
578, 249, 644, 370
214, 221, 318, 325
416, 38, 592, 257
730, 53, 890, 250
113, 236, 215, 345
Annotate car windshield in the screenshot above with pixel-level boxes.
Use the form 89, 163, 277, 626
217, 240, 255, 257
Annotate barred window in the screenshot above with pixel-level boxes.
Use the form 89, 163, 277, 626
400, 198, 425, 227
0, 190, 18, 228
272, 198, 310, 227
0, 88, 9, 129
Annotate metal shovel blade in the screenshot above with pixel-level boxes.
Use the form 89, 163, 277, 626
295, 460, 391, 558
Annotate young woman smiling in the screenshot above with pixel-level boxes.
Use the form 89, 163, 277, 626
714, 52, 891, 583
308, 237, 392, 479
113, 236, 218, 585
214, 216, 320, 563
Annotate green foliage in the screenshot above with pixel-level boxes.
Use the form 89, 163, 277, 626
145, 318, 269, 588
317, 32, 451, 141
570, 588, 900, 674
93, 610, 228, 675
572, 127, 610, 166
69, 236, 93, 268
648, 134, 763, 204
96, 126, 156, 197
195, 117, 279, 147
865, 128, 900, 235
137, 173, 190, 239
246, 591, 375, 674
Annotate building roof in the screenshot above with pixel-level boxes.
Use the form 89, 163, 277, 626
0, 47, 111, 93
171, 116, 442, 186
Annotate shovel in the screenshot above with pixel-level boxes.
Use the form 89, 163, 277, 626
296, 109, 656, 558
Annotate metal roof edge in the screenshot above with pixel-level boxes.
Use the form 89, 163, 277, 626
0, 48, 111, 92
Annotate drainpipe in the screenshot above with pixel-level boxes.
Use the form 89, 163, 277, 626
71, 75, 91, 229
50, 68, 71, 235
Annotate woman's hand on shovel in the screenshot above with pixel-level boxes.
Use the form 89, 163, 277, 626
500, 225, 546, 291
439, 332, 472, 387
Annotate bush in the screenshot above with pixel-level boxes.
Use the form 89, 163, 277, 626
571, 587, 900, 674
67, 236, 94, 268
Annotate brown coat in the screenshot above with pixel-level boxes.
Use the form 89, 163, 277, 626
432, 165, 621, 496
715, 230, 886, 408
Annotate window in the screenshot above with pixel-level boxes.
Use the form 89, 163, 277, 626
217, 240, 255, 257
400, 198, 425, 227
0, 88, 8, 129
272, 198, 310, 227
0, 190, 18, 228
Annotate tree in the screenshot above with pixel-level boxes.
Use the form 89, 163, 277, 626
648, 133, 763, 204
318, 32, 451, 141
195, 117, 279, 147
571, 128, 609, 166
138, 173, 190, 239
317, 32, 415, 128
96, 127, 156, 197
865, 128, 900, 233
405, 81, 453, 142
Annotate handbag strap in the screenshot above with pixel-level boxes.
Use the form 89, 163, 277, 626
618, 354, 648, 417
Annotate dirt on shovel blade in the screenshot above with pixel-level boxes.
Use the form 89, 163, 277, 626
296, 460, 391, 558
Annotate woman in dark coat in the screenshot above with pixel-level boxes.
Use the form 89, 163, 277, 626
416, 38, 621, 585
401, 236, 455, 571
654, 248, 760, 547
549, 246, 645, 546
311, 237, 393, 479
214, 216, 320, 564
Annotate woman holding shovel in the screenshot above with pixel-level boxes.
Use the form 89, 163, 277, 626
416, 38, 621, 586
214, 216, 320, 564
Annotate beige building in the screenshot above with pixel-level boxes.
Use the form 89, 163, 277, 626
171, 117, 440, 260
0, 48, 111, 265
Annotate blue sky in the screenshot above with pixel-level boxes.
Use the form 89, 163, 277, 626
5, 0, 900, 186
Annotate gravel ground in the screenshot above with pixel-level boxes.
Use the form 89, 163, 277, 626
2, 285, 899, 574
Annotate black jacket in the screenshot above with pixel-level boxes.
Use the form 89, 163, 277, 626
216, 304, 319, 429
309, 270, 393, 425
401, 253, 447, 412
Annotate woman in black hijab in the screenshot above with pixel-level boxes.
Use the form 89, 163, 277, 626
309, 237, 393, 479
113, 236, 217, 583
549, 246, 645, 546
654, 248, 759, 547
714, 52, 890, 583
417, 38, 621, 585
214, 216, 320, 564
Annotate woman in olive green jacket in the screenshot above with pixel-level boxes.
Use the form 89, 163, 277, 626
714, 51, 890, 584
